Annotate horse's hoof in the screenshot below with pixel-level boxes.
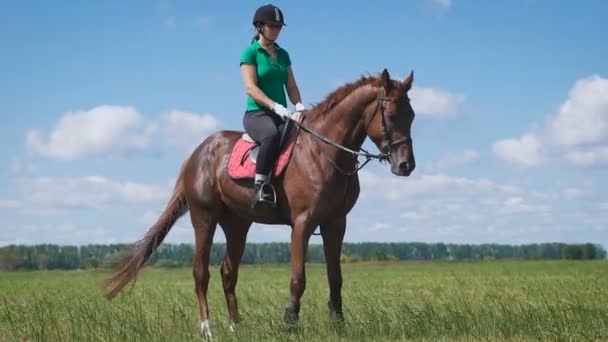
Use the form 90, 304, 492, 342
328, 301, 345, 322
229, 321, 238, 333
330, 311, 345, 322
283, 306, 299, 332
200, 320, 213, 340
282, 321, 298, 336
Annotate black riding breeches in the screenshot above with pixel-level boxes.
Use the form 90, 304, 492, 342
243, 109, 284, 176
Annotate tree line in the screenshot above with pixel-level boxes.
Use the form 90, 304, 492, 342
0, 242, 605, 271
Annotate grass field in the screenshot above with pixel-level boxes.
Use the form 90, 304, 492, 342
1, 260, 607, 341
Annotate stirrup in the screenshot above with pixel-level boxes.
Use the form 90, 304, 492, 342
252, 182, 277, 208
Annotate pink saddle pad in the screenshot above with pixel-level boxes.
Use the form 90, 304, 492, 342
228, 122, 300, 180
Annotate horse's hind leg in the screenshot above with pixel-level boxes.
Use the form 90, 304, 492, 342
321, 216, 346, 322
219, 212, 252, 331
190, 205, 218, 339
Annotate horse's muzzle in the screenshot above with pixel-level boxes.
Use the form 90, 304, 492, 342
393, 160, 415, 176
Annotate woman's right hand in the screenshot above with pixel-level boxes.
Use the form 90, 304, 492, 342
271, 102, 292, 118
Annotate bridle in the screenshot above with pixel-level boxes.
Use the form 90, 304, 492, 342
368, 90, 413, 161
291, 89, 413, 176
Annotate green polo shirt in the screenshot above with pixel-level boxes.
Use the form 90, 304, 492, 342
240, 40, 291, 112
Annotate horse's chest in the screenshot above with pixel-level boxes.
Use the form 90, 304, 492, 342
310, 177, 360, 218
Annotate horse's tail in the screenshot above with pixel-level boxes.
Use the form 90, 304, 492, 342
103, 162, 189, 300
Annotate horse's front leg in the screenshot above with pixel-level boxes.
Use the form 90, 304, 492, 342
284, 217, 317, 328
321, 216, 346, 321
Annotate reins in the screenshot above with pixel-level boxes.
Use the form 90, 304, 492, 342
289, 90, 410, 176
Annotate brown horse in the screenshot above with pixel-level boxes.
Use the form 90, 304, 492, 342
104, 69, 416, 338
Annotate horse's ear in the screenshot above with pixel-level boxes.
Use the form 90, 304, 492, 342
403, 70, 414, 92
380, 68, 392, 93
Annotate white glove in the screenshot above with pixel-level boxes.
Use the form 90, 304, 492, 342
271, 102, 292, 118
295, 102, 306, 111
291, 111, 302, 122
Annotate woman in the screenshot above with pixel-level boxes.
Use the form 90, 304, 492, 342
240, 4, 305, 207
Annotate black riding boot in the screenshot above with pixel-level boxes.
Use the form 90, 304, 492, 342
253, 179, 276, 207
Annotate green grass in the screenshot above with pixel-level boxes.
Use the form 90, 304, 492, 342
1, 260, 607, 341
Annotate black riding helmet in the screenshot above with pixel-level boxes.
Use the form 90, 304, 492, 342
253, 4, 286, 26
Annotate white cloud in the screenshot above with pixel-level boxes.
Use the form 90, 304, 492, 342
565, 146, 608, 167
4, 168, 606, 247
499, 196, 549, 215
340, 169, 608, 246
493, 133, 544, 167
141, 210, 161, 225
400, 211, 427, 221
9, 159, 38, 174
369, 223, 392, 232
550, 75, 608, 146
494, 75, 608, 168
427, 0, 452, 11
594, 225, 608, 232
20, 208, 66, 216
16, 176, 169, 209
562, 186, 591, 200
0, 200, 22, 209
358, 171, 556, 221
160, 110, 221, 149
425, 149, 479, 171
0, 224, 118, 245
410, 87, 465, 118
25, 106, 222, 160
26, 106, 153, 160
360, 171, 497, 201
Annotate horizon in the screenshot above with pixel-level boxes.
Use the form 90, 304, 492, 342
1, 1, 607, 249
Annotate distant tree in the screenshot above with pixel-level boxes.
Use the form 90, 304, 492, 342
340, 253, 361, 263
431, 243, 449, 259
154, 259, 180, 268
0, 250, 21, 270
84, 257, 99, 269
101, 250, 133, 269
306, 245, 324, 263
37, 254, 49, 270
562, 245, 583, 260
582, 243, 596, 260
374, 249, 389, 261
596, 244, 607, 259
1, 242, 605, 269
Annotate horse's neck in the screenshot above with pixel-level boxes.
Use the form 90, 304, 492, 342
312, 85, 377, 151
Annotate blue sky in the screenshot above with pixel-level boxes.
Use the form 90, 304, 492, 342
1, 0, 607, 248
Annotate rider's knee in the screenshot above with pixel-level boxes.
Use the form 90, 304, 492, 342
261, 130, 281, 145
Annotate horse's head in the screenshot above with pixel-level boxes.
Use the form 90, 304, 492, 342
365, 69, 416, 176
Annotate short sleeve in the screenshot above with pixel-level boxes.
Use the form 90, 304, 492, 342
240, 46, 257, 66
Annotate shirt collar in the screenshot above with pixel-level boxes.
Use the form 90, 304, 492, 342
254, 40, 282, 53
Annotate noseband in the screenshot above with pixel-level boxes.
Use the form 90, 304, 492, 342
291, 89, 413, 175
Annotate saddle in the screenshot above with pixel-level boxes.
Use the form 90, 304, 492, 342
228, 115, 303, 180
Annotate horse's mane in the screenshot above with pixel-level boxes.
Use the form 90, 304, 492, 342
306, 74, 379, 119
